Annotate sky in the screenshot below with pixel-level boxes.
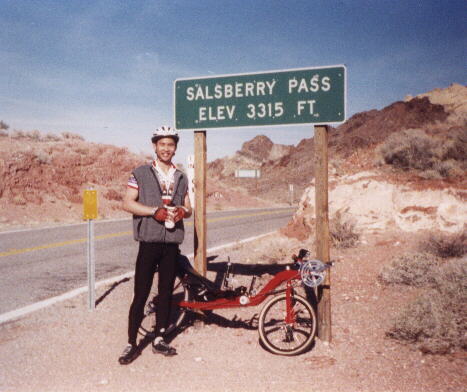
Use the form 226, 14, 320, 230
1, 0, 465, 165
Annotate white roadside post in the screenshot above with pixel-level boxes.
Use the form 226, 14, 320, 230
83, 189, 98, 311
187, 154, 195, 208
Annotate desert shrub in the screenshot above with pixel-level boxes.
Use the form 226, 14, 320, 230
418, 169, 442, 180
44, 133, 62, 142
432, 159, 461, 178
0, 120, 9, 130
11, 130, 25, 138
0, 121, 8, 136
74, 146, 90, 155
378, 129, 439, 170
421, 231, 467, 259
61, 132, 84, 141
104, 189, 123, 202
387, 257, 467, 354
26, 130, 42, 141
441, 127, 467, 162
377, 128, 466, 178
33, 151, 52, 165
379, 252, 440, 287
12, 194, 27, 205
330, 210, 359, 248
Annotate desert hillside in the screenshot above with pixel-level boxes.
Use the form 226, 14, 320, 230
208, 84, 465, 204
0, 84, 465, 231
209, 84, 466, 235
0, 129, 269, 230
0, 131, 147, 228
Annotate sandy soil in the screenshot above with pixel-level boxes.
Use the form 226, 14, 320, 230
0, 230, 465, 392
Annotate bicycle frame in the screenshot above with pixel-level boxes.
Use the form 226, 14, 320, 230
178, 268, 300, 311
159, 250, 326, 356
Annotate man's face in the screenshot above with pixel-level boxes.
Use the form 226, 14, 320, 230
154, 137, 177, 164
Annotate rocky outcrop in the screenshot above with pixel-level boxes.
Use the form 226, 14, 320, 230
208, 134, 293, 178
406, 83, 467, 124
283, 171, 466, 239
330, 97, 449, 157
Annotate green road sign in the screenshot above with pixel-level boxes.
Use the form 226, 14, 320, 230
174, 65, 346, 130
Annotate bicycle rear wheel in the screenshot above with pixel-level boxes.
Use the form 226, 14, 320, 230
258, 293, 317, 356
139, 276, 191, 338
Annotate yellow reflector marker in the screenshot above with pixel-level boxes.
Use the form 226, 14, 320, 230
83, 190, 98, 220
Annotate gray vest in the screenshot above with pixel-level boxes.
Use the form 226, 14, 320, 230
132, 164, 188, 244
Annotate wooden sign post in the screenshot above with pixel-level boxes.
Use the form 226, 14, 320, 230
314, 125, 331, 342
194, 131, 207, 276
175, 66, 345, 332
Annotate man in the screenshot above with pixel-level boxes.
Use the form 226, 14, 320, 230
118, 126, 192, 365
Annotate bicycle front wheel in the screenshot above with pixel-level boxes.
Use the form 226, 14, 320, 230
258, 293, 317, 356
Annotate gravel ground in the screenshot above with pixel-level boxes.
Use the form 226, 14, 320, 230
0, 231, 465, 392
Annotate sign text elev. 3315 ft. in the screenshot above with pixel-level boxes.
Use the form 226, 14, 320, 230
174, 65, 346, 129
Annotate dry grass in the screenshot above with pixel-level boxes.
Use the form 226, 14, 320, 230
386, 257, 467, 354
330, 210, 359, 249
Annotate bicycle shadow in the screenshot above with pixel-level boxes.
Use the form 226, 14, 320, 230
187, 309, 259, 331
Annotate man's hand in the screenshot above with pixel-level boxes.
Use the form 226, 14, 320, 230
153, 207, 168, 222
173, 206, 187, 223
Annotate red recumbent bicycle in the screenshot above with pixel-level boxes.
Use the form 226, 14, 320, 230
140, 249, 331, 356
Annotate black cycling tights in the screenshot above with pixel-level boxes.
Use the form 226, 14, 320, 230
128, 242, 179, 345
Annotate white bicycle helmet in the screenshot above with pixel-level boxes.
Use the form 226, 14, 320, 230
151, 125, 179, 144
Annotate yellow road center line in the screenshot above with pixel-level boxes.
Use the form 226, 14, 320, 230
0, 208, 294, 258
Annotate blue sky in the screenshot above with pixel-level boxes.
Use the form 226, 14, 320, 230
1, 0, 465, 164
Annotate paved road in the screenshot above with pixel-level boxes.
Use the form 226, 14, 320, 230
0, 207, 294, 314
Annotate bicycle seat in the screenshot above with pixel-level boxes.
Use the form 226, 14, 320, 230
176, 255, 225, 297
